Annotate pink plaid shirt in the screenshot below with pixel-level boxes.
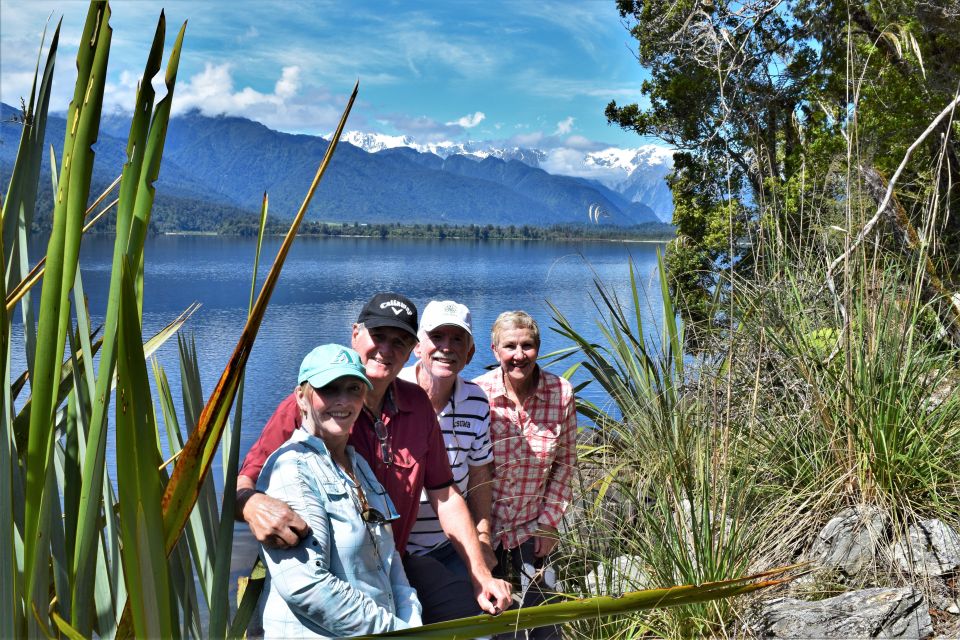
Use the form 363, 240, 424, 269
474, 366, 578, 549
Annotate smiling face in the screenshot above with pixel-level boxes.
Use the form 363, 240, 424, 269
296, 376, 367, 442
351, 324, 417, 385
492, 325, 540, 387
415, 324, 475, 381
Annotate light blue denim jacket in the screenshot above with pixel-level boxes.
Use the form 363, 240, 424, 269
256, 428, 422, 638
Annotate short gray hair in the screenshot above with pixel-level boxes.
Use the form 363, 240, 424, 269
490, 310, 540, 348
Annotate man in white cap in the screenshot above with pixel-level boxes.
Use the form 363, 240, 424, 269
399, 300, 497, 575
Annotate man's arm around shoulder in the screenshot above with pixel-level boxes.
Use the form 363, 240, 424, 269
235, 393, 309, 547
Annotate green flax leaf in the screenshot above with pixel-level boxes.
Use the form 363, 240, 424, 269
115, 259, 173, 638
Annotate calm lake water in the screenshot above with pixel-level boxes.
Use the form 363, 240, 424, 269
12, 233, 667, 598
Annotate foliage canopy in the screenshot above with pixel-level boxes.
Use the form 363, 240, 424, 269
608, 0, 960, 319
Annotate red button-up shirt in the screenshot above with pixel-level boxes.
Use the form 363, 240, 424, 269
240, 379, 454, 554
474, 366, 578, 549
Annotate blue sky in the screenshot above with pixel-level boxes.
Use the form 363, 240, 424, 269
1, 1, 655, 155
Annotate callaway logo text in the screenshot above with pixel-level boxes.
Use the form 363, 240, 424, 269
379, 299, 413, 316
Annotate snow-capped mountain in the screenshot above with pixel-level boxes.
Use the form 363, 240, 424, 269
342, 131, 546, 165
340, 130, 675, 221
340, 131, 418, 153
584, 145, 674, 181
585, 146, 675, 217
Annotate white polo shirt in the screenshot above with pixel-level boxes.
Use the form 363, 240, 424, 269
399, 363, 494, 555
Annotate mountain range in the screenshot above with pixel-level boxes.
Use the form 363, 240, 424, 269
0, 102, 675, 231
339, 131, 675, 219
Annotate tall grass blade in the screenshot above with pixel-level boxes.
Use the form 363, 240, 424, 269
71, 14, 184, 632
93, 477, 123, 638
209, 192, 269, 638
154, 347, 216, 609
0, 219, 15, 640
7, 21, 60, 390
49, 439, 70, 617
115, 258, 173, 638
229, 559, 266, 637
158, 81, 358, 556
2, 18, 59, 290
24, 1, 111, 610
51, 609, 86, 640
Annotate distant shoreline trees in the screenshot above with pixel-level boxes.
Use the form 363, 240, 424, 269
217, 219, 676, 242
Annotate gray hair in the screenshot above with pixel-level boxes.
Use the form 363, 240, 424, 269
490, 310, 540, 348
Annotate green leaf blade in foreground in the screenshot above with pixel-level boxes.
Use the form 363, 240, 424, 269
71, 13, 180, 633
23, 1, 111, 610
364, 568, 795, 639
0, 195, 16, 640
158, 81, 359, 556
209, 193, 269, 639
2, 18, 59, 289
115, 259, 173, 638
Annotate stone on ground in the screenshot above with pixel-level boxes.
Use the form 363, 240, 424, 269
755, 587, 932, 639
808, 505, 887, 579
893, 519, 960, 578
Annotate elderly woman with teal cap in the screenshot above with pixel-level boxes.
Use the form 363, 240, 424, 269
256, 344, 422, 638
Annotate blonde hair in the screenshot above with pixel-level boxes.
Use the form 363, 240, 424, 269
490, 310, 540, 348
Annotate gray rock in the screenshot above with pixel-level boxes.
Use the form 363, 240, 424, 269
893, 519, 960, 578
756, 587, 933, 639
583, 555, 651, 596
808, 505, 888, 578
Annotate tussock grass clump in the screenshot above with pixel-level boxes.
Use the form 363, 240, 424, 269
550, 243, 960, 637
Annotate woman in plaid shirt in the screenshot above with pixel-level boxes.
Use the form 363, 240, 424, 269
474, 311, 578, 640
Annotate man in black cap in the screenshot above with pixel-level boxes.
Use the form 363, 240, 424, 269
237, 292, 512, 623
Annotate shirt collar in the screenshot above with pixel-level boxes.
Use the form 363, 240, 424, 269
486, 365, 544, 400
295, 426, 351, 458
451, 375, 469, 404
383, 379, 407, 415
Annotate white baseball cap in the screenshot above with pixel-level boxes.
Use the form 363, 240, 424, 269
420, 300, 473, 336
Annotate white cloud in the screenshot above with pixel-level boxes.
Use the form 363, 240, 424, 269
542, 148, 612, 180
511, 132, 545, 147
447, 111, 485, 128
274, 66, 300, 99
170, 63, 301, 115
555, 116, 574, 135
563, 135, 594, 150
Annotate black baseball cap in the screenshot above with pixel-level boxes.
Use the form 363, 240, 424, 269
356, 292, 418, 339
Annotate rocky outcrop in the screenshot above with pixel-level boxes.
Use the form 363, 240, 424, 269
755, 587, 933, 639
808, 505, 888, 579
893, 519, 960, 578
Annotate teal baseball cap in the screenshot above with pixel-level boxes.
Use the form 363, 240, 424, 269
298, 344, 373, 390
